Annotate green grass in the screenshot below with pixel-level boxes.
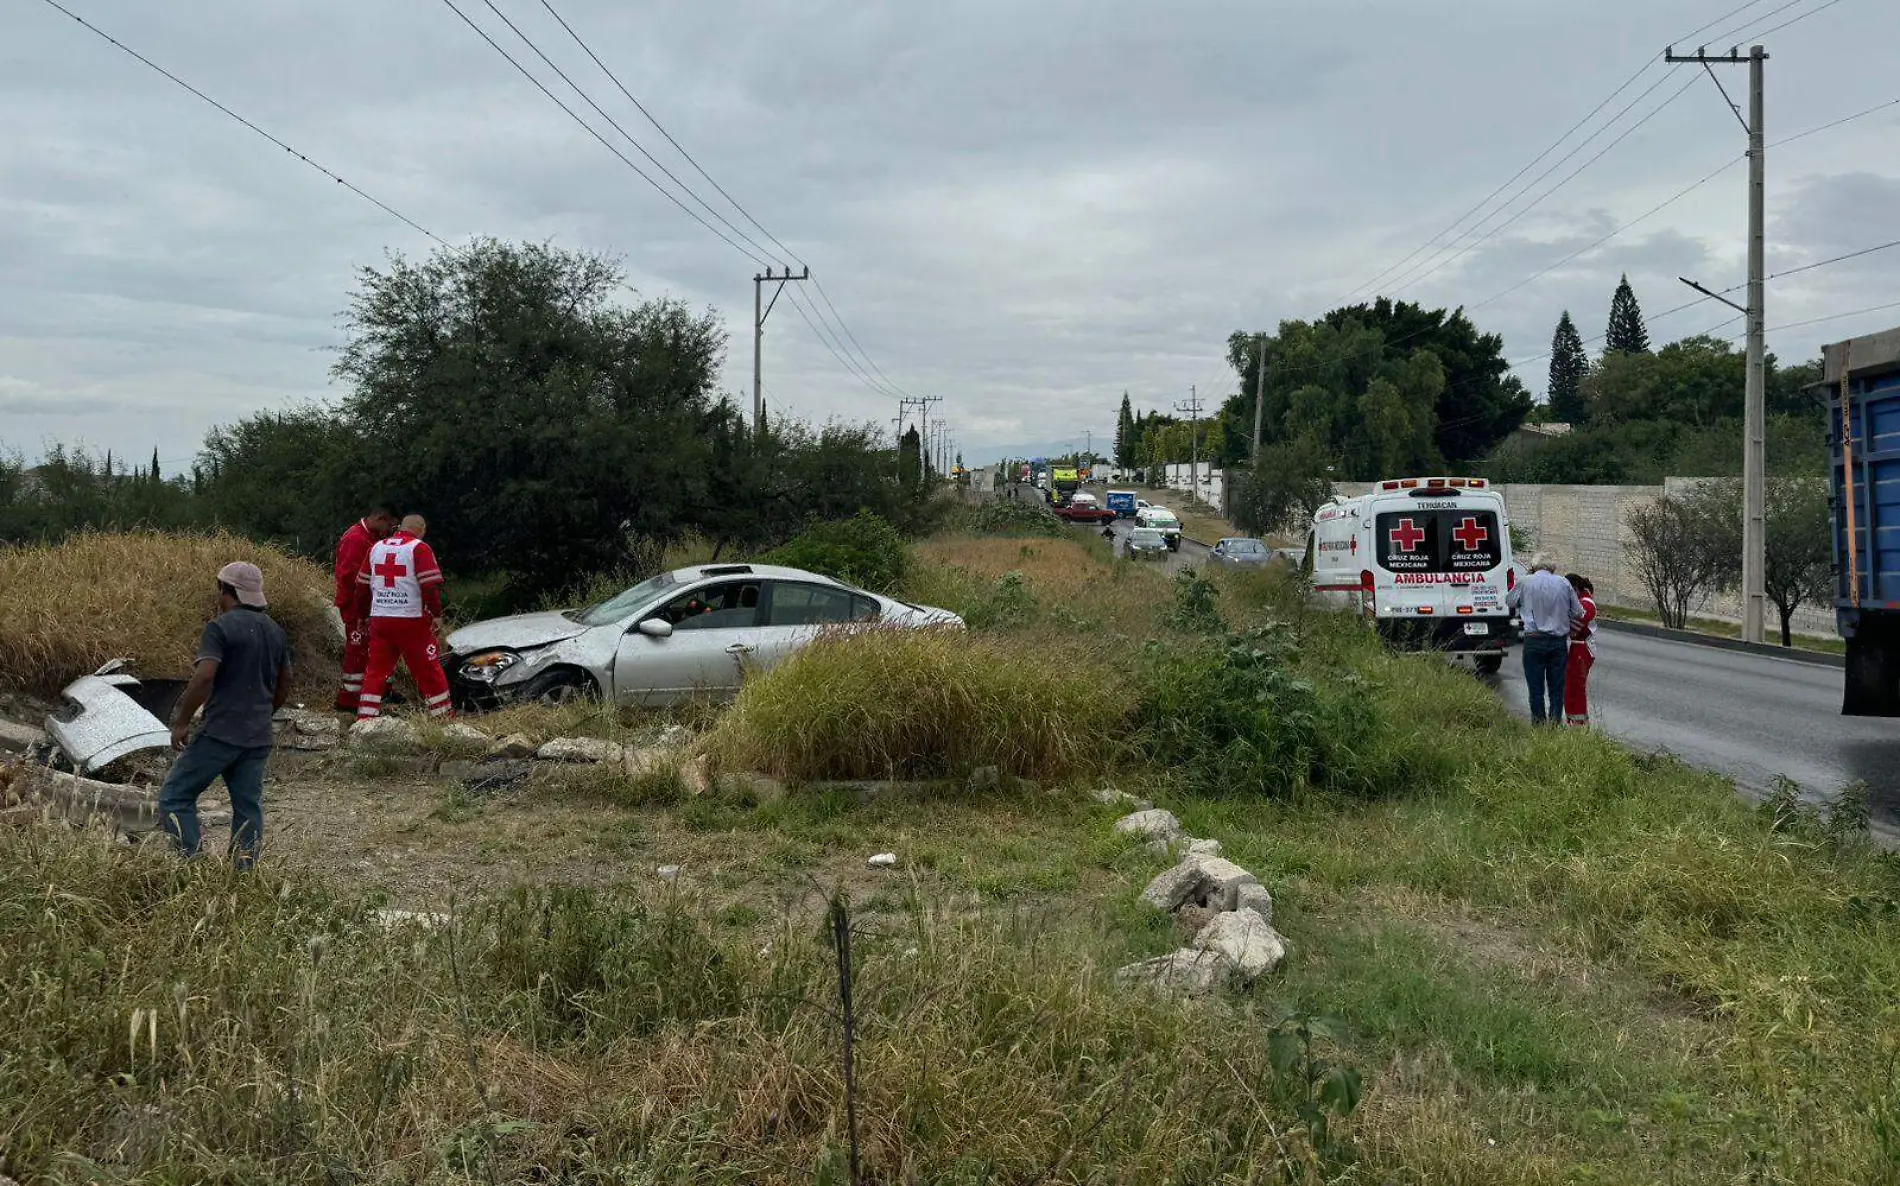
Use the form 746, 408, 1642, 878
8, 528, 1900, 1182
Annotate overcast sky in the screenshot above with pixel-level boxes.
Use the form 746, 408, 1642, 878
3, 0, 1896, 470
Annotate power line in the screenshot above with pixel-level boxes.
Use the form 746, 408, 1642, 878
35, 0, 446, 246
784, 284, 905, 400
1767, 297, 1900, 333
1388, 73, 1699, 298
436, 0, 770, 266
1334, 59, 1659, 304
1673, 0, 1776, 45
470, 0, 785, 268
1769, 236, 1900, 281
1772, 95, 1900, 146
530, 0, 912, 400
1747, 0, 1851, 41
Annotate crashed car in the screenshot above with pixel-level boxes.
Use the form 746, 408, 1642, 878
43, 660, 187, 777
443, 563, 965, 709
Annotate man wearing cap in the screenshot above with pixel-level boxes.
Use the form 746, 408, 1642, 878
156, 561, 293, 868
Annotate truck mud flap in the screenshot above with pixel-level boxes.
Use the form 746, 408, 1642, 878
1843, 634, 1900, 716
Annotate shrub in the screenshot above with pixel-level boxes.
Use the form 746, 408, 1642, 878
1134, 626, 1381, 797
964, 571, 1040, 630
963, 500, 1065, 537
705, 627, 1126, 780
760, 511, 910, 592
0, 530, 336, 698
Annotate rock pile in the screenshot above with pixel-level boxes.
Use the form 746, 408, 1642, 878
1110, 805, 1288, 998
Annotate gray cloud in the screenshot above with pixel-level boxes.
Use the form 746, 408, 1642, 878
2, 0, 1897, 469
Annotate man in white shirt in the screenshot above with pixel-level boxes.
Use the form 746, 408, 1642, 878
1506, 554, 1585, 725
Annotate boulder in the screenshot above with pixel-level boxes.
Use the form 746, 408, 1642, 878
0, 716, 48, 753
1090, 787, 1153, 811
285, 732, 340, 753
1114, 948, 1232, 998
1140, 860, 1209, 911
1234, 883, 1275, 924
1186, 838, 1223, 859
715, 771, 786, 805
1113, 808, 1183, 844
292, 712, 341, 737
348, 717, 420, 754
1192, 911, 1286, 979
681, 754, 712, 796
535, 737, 625, 764
1186, 855, 1262, 912
867, 852, 899, 868
488, 733, 536, 760
440, 722, 489, 746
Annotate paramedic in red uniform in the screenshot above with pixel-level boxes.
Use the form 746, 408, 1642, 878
1564, 573, 1598, 727
354, 514, 453, 721
333, 508, 396, 711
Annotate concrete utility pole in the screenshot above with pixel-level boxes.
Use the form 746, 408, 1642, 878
1176, 387, 1205, 502
899, 396, 939, 480
752, 265, 810, 435
1667, 43, 1768, 642
1251, 332, 1268, 455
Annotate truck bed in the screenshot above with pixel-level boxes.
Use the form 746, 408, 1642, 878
1826, 326, 1900, 714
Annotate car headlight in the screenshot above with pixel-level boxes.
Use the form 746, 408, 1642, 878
459, 652, 520, 683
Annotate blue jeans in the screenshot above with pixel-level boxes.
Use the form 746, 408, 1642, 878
1521, 634, 1570, 724
157, 735, 271, 866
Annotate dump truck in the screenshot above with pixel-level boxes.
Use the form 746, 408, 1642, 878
1830, 326, 1900, 715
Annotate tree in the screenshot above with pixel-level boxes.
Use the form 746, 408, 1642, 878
1221, 298, 1529, 471
1547, 311, 1589, 424
1606, 274, 1651, 356
897, 426, 924, 490
1114, 393, 1136, 468
1696, 476, 1833, 646
1585, 335, 1742, 428
1229, 438, 1335, 536
1625, 491, 1730, 628
332, 238, 725, 585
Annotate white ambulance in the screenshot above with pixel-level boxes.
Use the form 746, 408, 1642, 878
1305, 476, 1520, 672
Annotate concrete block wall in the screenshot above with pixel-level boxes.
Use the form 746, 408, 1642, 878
1315, 478, 1834, 637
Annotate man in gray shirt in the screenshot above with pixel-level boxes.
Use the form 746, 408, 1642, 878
157, 561, 293, 868
1506, 554, 1584, 725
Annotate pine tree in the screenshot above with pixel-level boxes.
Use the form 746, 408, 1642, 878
1606, 274, 1651, 355
1547, 311, 1590, 424
151, 447, 161, 484
1114, 392, 1135, 468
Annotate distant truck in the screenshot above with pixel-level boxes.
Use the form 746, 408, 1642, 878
1050, 466, 1081, 505
1828, 327, 1900, 715
1106, 489, 1139, 519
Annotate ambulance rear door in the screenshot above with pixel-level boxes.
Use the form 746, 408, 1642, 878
1370, 492, 1511, 632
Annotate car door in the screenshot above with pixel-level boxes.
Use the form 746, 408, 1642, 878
751, 581, 877, 672
612, 580, 764, 703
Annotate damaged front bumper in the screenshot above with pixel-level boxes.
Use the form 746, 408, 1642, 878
44, 661, 186, 776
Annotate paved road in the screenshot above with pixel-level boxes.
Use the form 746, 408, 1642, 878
1487, 625, 1900, 836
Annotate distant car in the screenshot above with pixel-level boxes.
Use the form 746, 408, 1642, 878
1207, 538, 1273, 570
444, 563, 964, 709
1126, 527, 1171, 560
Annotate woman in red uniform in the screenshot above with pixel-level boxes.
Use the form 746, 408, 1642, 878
1564, 573, 1597, 727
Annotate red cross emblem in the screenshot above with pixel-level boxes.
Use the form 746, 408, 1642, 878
1388, 518, 1426, 553
372, 553, 409, 587
1451, 517, 1489, 551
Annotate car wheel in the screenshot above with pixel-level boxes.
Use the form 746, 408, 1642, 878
521, 668, 599, 706
1474, 655, 1503, 675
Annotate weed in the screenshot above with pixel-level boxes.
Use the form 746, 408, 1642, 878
963, 570, 1040, 629
1167, 569, 1225, 634
705, 627, 1126, 781
0, 529, 335, 697
760, 511, 910, 592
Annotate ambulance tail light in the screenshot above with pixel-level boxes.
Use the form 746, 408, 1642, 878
1506, 567, 1516, 592
1416, 606, 1435, 615
1359, 569, 1375, 618
1457, 606, 1474, 615
1381, 480, 1400, 491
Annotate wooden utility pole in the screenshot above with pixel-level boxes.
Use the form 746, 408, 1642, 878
753, 265, 810, 434
1667, 43, 1768, 642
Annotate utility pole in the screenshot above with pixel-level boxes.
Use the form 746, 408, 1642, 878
1667, 43, 1767, 642
752, 265, 810, 435
1176, 387, 1205, 502
1251, 332, 1267, 455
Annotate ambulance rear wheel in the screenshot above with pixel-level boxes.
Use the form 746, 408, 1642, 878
1474, 655, 1503, 675
521, 668, 598, 706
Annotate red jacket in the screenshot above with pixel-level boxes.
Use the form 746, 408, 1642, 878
354, 530, 445, 620
334, 520, 378, 613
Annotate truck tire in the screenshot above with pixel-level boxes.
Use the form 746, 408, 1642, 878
1474, 655, 1503, 676
1843, 632, 1900, 716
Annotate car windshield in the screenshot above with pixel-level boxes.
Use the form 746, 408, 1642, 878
1130, 529, 1163, 543
1147, 514, 1179, 528
569, 571, 678, 626
1223, 539, 1266, 554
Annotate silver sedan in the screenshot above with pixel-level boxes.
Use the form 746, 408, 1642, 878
444, 562, 964, 707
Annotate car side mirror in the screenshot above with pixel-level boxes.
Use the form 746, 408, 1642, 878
636, 618, 673, 639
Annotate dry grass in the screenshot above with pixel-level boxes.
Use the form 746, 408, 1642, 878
0, 530, 336, 698
705, 626, 1127, 781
